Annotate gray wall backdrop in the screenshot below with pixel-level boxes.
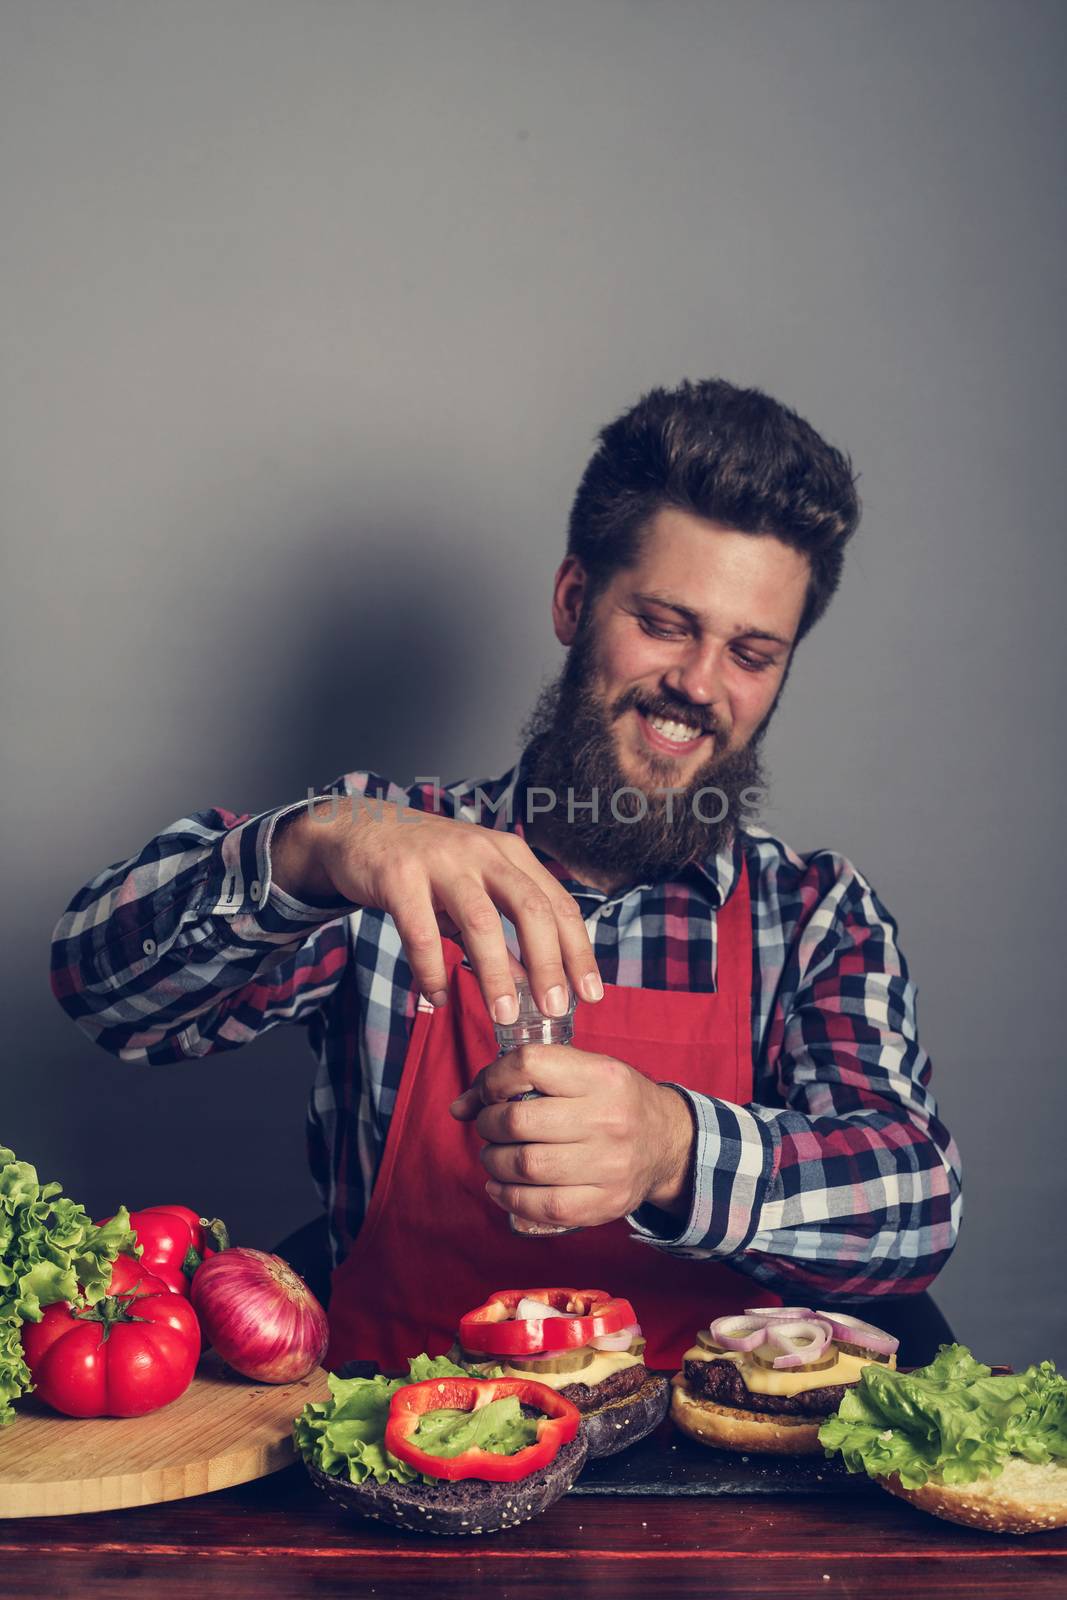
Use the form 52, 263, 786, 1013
3, 0, 1064, 1371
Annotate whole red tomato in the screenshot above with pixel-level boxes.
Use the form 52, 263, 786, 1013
21, 1256, 201, 1417
98, 1205, 227, 1296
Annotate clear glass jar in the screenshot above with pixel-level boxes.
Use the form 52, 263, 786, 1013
493, 976, 581, 1236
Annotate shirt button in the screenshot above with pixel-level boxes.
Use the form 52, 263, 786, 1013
142, 938, 156, 955
250, 880, 261, 903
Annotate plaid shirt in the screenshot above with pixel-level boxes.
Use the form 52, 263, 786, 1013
51, 758, 962, 1301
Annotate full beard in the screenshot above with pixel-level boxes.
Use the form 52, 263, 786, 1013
518, 616, 773, 885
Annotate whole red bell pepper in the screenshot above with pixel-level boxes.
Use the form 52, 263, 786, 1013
98, 1205, 229, 1296
20, 1255, 201, 1418
384, 1376, 580, 1482
458, 1288, 636, 1357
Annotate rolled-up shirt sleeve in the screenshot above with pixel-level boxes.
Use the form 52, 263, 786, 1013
50, 791, 357, 1063
628, 856, 963, 1301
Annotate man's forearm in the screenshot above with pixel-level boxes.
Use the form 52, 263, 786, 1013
50, 799, 350, 1063
630, 1087, 962, 1300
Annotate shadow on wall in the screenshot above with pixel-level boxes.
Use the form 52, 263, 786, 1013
17, 509, 517, 1248
214, 510, 512, 800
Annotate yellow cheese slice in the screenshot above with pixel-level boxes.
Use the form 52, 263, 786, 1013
498, 1350, 643, 1391
681, 1342, 897, 1396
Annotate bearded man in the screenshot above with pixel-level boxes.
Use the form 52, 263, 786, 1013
51, 378, 962, 1372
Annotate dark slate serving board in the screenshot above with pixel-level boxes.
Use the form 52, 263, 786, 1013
570, 1416, 876, 1498
334, 1360, 876, 1498
570, 1363, 1015, 1496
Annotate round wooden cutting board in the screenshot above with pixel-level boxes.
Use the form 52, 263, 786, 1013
0, 1352, 331, 1517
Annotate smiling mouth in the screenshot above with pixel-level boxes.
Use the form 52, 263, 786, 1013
635, 708, 712, 757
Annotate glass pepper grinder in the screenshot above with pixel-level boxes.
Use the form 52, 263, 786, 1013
492, 976, 581, 1236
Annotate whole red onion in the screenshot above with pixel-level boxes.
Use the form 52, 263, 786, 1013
190, 1247, 329, 1383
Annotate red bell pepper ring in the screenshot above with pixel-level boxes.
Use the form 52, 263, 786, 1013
458, 1287, 636, 1357
384, 1377, 581, 1482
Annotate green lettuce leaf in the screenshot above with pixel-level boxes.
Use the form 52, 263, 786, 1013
0, 1147, 140, 1426
293, 1354, 515, 1485
411, 1393, 540, 1459
294, 1370, 418, 1485
818, 1343, 1067, 1490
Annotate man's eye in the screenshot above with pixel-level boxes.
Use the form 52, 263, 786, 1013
639, 617, 686, 641
732, 649, 772, 673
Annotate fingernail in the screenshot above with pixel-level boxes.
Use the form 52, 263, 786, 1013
430, 989, 448, 1007
449, 1097, 464, 1115
493, 994, 519, 1025
544, 985, 567, 1017
579, 972, 604, 1003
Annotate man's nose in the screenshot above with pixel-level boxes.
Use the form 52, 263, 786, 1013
664, 638, 726, 710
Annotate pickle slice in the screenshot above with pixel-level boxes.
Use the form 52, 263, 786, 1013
835, 1340, 892, 1363
696, 1330, 725, 1352
504, 1347, 596, 1375
456, 1350, 503, 1376
752, 1344, 837, 1371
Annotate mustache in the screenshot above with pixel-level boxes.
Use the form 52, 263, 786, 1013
616, 692, 725, 742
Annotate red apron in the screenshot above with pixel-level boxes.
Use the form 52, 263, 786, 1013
326, 862, 778, 1372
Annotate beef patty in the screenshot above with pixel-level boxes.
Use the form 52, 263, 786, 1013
559, 1362, 652, 1410
683, 1357, 852, 1417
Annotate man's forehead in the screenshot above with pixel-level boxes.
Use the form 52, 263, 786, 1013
613, 511, 810, 642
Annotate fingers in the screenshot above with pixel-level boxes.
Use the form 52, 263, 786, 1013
362, 812, 602, 1023
452, 1089, 584, 1144
482, 1180, 618, 1230
487, 861, 571, 1021
492, 843, 604, 1013
448, 1045, 592, 1120
443, 930, 527, 986
387, 876, 452, 1004
479, 1136, 589, 1188
434, 875, 533, 1024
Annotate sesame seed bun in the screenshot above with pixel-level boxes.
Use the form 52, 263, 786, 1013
877, 1457, 1067, 1535
669, 1371, 823, 1456
304, 1430, 588, 1536
581, 1371, 670, 1458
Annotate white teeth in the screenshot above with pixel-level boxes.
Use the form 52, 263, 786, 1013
646, 714, 704, 743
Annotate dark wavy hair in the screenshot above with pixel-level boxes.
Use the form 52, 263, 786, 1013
567, 378, 861, 642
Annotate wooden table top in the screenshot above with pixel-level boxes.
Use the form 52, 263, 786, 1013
3, 1460, 1066, 1600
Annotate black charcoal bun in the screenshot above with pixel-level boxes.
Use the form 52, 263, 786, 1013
582, 1372, 670, 1459
305, 1431, 588, 1536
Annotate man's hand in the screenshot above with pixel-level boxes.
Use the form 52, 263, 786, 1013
449, 1044, 695, 1228
271, 800, 603, 1025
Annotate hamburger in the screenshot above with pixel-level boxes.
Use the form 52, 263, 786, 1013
819, 1342, 1067, 1534
671, 1306, 900, 1456
454, 1286, 669, 1458
294, 1352, 587, 1535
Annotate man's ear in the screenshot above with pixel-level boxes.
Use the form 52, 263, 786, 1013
551, 555, 588, 646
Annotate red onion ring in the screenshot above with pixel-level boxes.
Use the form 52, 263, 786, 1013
708, 1314, 770, 1353
590, 1323, 641, 1352
820, 1312, 899, 1358
743, 1306, 815, 1321
753, 1317, 833, 1369
514, 1296, 567, 1322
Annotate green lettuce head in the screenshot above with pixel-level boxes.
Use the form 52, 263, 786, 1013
819, 1344, 1067, 1491
1, 1148, 139, 1426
